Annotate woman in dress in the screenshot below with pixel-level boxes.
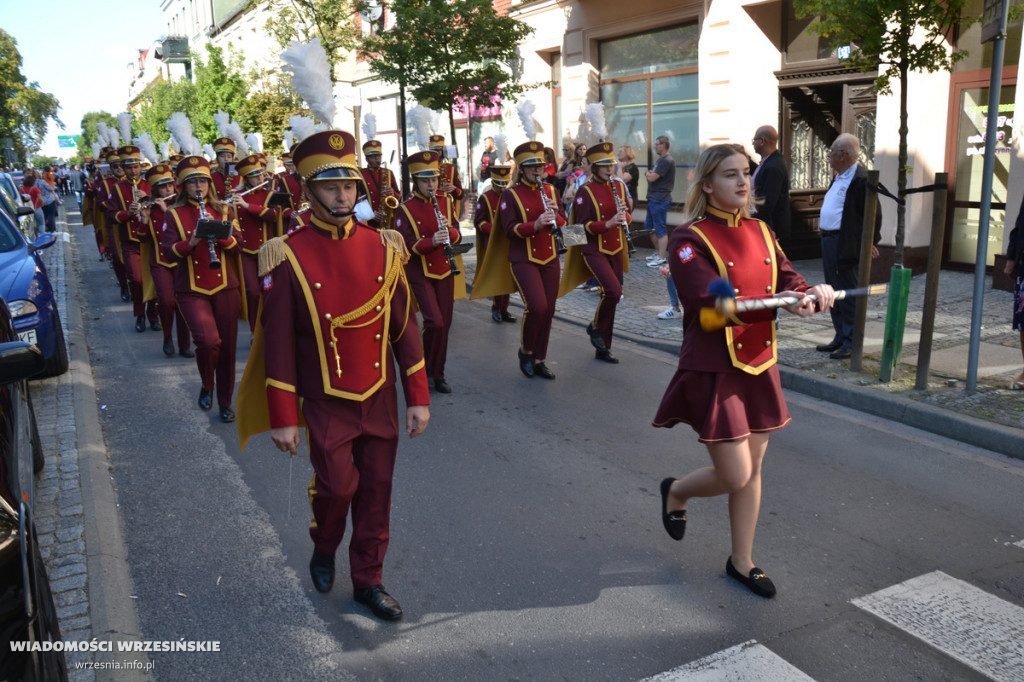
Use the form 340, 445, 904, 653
653, 144, 834, 598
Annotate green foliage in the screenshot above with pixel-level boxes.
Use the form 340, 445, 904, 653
192, 44, 250, 142
75, 111, 119, 158
133, 77, 198, 146
255, 0, 361, 83
236, 69, 309, 153
0, 29, 63, 163
360, 0, 536, 125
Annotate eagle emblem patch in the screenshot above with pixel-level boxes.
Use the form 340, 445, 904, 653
262, 274, 273, 291
677, 245, 695, 263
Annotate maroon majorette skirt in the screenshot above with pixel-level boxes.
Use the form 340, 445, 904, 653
652, 365, 791, 443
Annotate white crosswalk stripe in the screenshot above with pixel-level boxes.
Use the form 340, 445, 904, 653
637, 640, 816, 682
852, 571, 1024, 682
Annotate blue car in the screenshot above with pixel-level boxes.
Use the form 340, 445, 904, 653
0, 206, 67, 378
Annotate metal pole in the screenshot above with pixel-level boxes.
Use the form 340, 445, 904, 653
851, 169, 879, 372
915, 172, 948, 390
967, 0, 1009, 393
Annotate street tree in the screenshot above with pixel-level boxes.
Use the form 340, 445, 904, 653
192, 44, 251, 143
236, 69, 309, 153
0, 29, 62, 164
133, 77, 198, 147
252, 0, 362, 84
359, 0, 535, 138
75, 111, 119, 158
792, 0, 975, 267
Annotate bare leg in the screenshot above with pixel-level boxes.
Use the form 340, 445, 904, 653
656, 234, 668, 260
725, 433, 769, 574
1017, 330, 1024, 382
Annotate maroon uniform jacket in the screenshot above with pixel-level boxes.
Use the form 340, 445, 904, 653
499, 180, 566, 265
234, 189, 282, 255
259, 217, 430, 428
160, 201, 242, 295
109, 178, 152, 244
141, 202, 177, 268
474, 188, 502, 237
396, 192, 461, 280
210, 168, 241, 200
572, 177, 630, 257
668, 206, 809, 375
361, 167, 400, 212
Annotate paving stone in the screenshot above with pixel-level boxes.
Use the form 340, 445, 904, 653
55, 588, 87, 608
59, 504, 84, 517
49, 561, 87, 580
50, 572, 87, 593
55, 539, 86, 556
57, 600, 89, 620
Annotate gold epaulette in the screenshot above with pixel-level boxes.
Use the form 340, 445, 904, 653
379, 228, 410, 265
258, 235, 289, 277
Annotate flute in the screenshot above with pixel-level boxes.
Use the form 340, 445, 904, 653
233, 179, 270, 198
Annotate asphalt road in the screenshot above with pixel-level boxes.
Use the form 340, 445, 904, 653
77, 237, 1024, 682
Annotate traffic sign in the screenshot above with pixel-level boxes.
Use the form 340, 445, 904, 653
57, 135, 77, 148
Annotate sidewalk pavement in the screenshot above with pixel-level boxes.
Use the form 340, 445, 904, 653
458, 231, 1023, 459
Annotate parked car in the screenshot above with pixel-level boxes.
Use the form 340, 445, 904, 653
0, 202, 66, 377
0, 172, 40, 241
0, 299, 68, 681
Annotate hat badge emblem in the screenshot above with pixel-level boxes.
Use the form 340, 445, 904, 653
329, 134, 346, 150
189, 157, 199, 166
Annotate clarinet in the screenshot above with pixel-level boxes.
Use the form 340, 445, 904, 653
197, 193, 222, 270
428, 190, 460, 275
611, 177, 637, 255
539, 182, 567, 254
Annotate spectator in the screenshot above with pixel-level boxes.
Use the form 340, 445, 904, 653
69, 164, 86, 210
1005, 199, 1024, 390
479, 136, 498, 186
37, 172, 59, 232
751, 126, 791, 242
19, 170, 45, 229
816, 133, 881, 359
644, 136, 680, 319
616, 145, 639, 211
554, 140, 577, 196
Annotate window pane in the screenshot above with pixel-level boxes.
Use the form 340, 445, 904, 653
785, 11, 833, 63
652, 73, 698, 202
600, 24, 698, 79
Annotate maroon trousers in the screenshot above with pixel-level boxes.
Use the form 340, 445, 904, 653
302, 388, 399, 589
583, 251, 624, 348
148, 259, 191, 351
407, 271, 454, 381
511, 260, 560, 360
176, 288, 241, 408
122, 241, 158, 321
240, 254, 260, 334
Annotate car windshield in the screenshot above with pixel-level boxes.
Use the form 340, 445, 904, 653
0, 214, 24, 253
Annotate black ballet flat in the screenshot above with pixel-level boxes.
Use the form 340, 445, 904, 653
726, 556, 776, 599
660, 477, 686, 541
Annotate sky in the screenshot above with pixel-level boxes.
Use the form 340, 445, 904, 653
1, 0, 167, 160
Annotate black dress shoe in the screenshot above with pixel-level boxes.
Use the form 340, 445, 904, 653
198, 388, 213, 411
660, 477, 686, 541
533, 362, 556, 380
500, 310, 516, 323
309, 550, 335, 593
219, 406, 236, 423
518, 349, 534, 378
433, 378, 452, 394
586, 323, 607, 351
354, 584, 403, 621
179, 348, 195, 358
815, 339, 842, 353
150, 319, 162, 332
726, 556, 776, 598
829, 344, 852, 360
162, 338, 175, 357
120, 287, 130, 302
134, 316, 145, 333
491, 306, 502, 323
595, 349, 619, 364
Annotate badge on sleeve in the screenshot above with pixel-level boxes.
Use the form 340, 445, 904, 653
501, 201, 507, 210
677, 245, 695, 263
262, 274, 273, 291
576, 196, 583, 205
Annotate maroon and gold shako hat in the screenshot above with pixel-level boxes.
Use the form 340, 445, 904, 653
237, 154, 264, 178
104, 148, 122, 164
118, 145, 142, 165
490, 165, 512, 188
362, 140, 382, 157
280, 152, 294, 165
212, 137, 236, 155
176, 155, 212, 185
291, 130, 363, 184
169, 153, 185, 166
428, 134, 445, 150
586, 142, 615, 166
145, 164, 175, 187
407, 150, 440, 178
514, 141, 545, 167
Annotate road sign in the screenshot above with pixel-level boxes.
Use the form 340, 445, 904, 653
57, 135, 76, 148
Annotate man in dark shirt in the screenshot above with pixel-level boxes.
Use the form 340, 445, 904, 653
479, 136, 498, 184
644, 136, 680, 319
751, 125, 791, 242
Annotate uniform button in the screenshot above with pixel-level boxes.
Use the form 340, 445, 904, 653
329, 341, 335, 348
727, 261, 734, 267
764, 258, 771, 264
766, 286, 772, 292
764, 340, 772, 347
324, 313, 332, 321
375, 305, 382, 312
373, 362, 380, 369
734, 288, 740, 295
375, 334, 381, 340
736, 343, 743, 349
377, 276, 383, 283
315, 282, 322, 290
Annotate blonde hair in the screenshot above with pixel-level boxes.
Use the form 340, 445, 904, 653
620, 145, 636, 162
682, 144, 752, 223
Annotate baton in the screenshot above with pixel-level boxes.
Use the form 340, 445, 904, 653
287, 453, 294, 519
699, 277, 887, 331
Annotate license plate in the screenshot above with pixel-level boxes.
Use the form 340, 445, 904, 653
17, 329, 37, 345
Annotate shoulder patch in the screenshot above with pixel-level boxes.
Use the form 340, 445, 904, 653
501, 201, 507, 210
261, 273, 273, 290
677, 245, 695, 263
576, 196, 584, 204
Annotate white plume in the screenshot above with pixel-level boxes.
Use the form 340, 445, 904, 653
585, 102, 607, 143
280, 38, 336, 127
166, 112, 196, 156
190, 137, 203, 157
408, 105, 433, 151
493, 133, 508, 163
134, 133, 160, 166
117, 112, 133, 148
225, 120, 249, 158
204, 143, 216, 160
429, 110, 443, 138
517, 100, 537, 141
288, 115, 318, 143
215, 111, 231, 138
91, 142, 101, 160
362, 113, 377, 142
283, 130, 294, 152
159, 141, 170, 160
246, 133, 263, 154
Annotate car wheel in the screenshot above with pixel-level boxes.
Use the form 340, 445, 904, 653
39, 311, 68, 378
28, 389, 43, 474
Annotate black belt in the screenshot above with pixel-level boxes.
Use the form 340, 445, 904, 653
820, 231, 840, 238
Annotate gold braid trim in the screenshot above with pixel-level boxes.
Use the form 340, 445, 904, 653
327, 252, 404, 378
258, 236, 289, 277
379, 228, 410, 265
